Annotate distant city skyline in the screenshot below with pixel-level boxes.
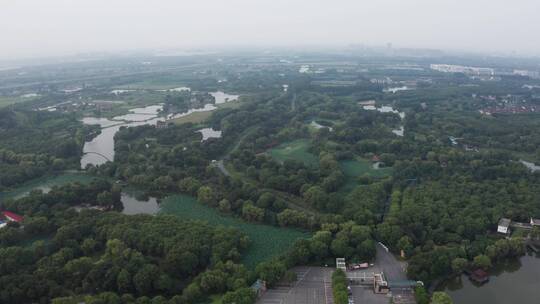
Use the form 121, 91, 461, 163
1, 0, 540, 60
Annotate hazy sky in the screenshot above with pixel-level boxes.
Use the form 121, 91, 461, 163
1, 0, 540, 59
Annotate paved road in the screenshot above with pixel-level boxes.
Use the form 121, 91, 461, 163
214, 160, 231, 177
375, 243, 407, 282
350, 285, 390, 304
257, 267, 334, 304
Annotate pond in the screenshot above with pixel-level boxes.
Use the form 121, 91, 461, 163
383, 86, 413, 93
110, 89, 135, 95
1, 173, 309, 269
439, 254, 540, 304
0, 173, 160, 216
197, 128, 222, 141
210, 91, 239, 104
362, 105, 406, 136
120, 192, 160, 215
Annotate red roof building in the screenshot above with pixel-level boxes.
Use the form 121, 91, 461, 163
470, 269, 489, 284
2, 211, 24, 223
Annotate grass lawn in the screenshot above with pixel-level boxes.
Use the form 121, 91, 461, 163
269, 139, 319, 168
339, 158, 392, 194
159, 194, 310, 269
172, 100, 244, 125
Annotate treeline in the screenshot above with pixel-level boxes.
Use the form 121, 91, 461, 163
377, 150, 539, 283
0, 109, 94, 189
0, 182, 252, 303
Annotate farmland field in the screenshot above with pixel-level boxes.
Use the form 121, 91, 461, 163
269, 139, 319, 168
159, 194, 310, 268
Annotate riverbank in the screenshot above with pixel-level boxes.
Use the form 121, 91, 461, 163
437, 253, 540, 304
0, 172, 98, 200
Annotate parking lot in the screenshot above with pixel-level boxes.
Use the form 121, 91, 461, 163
257, 266, 334, 304
350, 285, 391, 304
258, 244, 414, 304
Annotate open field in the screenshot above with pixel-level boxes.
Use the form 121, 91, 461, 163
172, 100, 244, 125
159, 194, 310, 268
340, 158, 392, 178
269, 139, 319, 168
339, 158, 392, 194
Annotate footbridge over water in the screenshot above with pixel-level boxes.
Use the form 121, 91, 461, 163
83, 152, 112, 162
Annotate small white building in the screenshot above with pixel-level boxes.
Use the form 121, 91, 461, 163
497, 218, 511, 234
336, 258, 346, 272
530, 218, 540, 226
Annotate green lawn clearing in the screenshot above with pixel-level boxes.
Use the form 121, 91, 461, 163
339, 158, 392, 194
269, 139, 319, 168
159, 194, 310, 268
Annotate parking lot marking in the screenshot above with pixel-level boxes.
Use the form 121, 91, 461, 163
324, 276, 334, 304
260, 300, 283, 304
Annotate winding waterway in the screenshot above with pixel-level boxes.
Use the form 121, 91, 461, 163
80, 91, 238, 168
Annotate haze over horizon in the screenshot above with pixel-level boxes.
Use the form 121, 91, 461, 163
1, 0, 540, 60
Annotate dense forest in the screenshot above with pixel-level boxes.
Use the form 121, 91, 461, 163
0, 109, 94, 190
1, 54, 540, 303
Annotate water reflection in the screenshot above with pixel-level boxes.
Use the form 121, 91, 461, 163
121, 192, 159, 215
210, 91, 239, 104
441, 255, 540, 304
197, 128, 222, 141
81, 92, 239, 168
362, 105, 406, 137
383, 86, 412, 93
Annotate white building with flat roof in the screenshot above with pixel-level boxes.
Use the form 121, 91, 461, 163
498, 218, 511, 234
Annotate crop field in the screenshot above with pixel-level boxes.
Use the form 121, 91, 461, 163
159, 194, 310, 268
339, 158, 392, 194
269, 139, 319, 168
